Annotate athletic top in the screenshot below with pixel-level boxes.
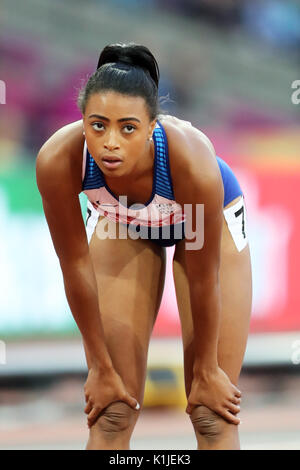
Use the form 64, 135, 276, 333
81, 120, 243, 233
82, 121, 186, 228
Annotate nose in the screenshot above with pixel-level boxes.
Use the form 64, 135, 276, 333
104, 130, 120, 151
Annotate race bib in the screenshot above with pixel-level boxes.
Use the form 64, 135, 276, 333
223, 196, 248, 252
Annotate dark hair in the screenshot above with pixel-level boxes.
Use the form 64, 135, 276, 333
77, 42, 160, 120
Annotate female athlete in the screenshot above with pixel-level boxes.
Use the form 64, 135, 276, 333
36, 43, 252, 450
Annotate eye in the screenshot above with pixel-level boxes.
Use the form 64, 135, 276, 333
123, 125, 135, 134
91, 122, 105, 131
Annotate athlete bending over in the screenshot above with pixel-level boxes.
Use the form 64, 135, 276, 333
36, 43, 252, 450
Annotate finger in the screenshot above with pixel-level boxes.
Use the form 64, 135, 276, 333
185, 402, 197, 415
221, 409, 241, 425
84, 400, 93, 415
87, 407, 101, 428
225, 402, 241, 415
234, 388, 242, 398
231, 396, 241, 405
125, 394, 140, 411
185, 396, 202, 415
185, 398, 193, 415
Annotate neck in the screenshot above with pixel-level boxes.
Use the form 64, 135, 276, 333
133, 139, 154, 179
106, 139, 154, 187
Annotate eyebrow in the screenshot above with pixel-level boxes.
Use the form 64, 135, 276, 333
88, 114, 141, 123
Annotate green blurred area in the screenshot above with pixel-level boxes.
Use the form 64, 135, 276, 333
0, 164, 42, 214
0, 164, 87, 340
0, 163, 87, 217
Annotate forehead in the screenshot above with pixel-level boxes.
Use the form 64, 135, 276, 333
85, 91, 149, 118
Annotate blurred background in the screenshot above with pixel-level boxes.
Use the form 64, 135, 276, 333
1, 0, 300, 450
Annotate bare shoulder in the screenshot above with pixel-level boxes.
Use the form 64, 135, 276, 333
158, 114, 219, 180
36, 120, 84, 197
37, 119, 84, 163
158, 115, 223, 207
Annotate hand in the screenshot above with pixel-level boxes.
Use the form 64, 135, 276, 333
84, 366, 140, 428
186, 366, 242, 425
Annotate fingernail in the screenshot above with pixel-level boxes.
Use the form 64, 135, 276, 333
135, 402, 140, 410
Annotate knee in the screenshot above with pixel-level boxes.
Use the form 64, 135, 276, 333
190, 405, 227, 441
93, 401, 138, 437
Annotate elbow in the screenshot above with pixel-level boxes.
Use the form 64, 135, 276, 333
59, 251, 90, 274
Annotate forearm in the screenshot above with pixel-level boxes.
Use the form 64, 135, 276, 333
60, 256, 113, 370
189, 278, 221, 372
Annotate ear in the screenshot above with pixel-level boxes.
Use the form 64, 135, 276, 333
148, 118, 157, 139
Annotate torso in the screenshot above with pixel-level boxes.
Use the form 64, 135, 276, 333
45, 114, 214, 214
103, 162, 154, 208
81, 115, 186, 208
81, 119, 186, 227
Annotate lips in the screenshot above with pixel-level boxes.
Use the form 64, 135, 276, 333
101, 156, 123, 170
101, 155, 122, 163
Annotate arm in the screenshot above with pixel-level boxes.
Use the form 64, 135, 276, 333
36, 145, 113, 371
166, 122, 241, 423
180, 155, 224, 373
36, 135, 139, 426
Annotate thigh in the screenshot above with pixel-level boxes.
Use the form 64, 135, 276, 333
173, 196, 252, 396
85, 215, 167, 404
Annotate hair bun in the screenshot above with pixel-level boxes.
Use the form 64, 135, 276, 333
97, 42, 159, 88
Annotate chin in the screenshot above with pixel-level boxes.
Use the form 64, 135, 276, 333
102, 165, 126, 177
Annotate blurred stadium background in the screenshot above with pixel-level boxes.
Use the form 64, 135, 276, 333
1, 0, 300, 450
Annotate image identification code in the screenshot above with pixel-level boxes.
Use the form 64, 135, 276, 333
108, 454, 191, 466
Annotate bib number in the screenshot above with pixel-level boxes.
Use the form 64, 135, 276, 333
223, 196, 248, 252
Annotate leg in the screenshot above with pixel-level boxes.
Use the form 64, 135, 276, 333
173, 196, 252, 450
84, 216, 166, 450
